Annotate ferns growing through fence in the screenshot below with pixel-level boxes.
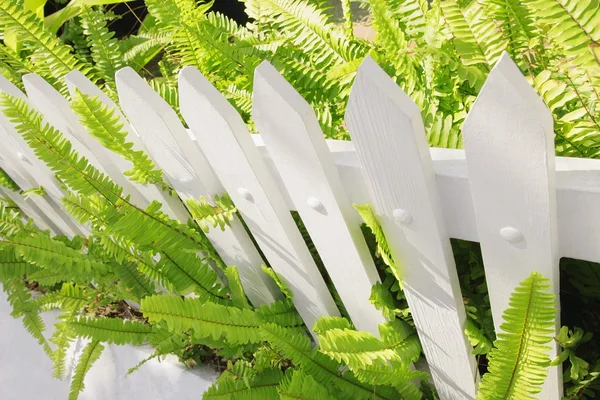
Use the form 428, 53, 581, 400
0, 0, 596, 398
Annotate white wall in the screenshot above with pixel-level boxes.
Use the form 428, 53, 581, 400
0, 292, 218, 400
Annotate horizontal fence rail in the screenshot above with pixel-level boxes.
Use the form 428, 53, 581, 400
3, 51, 598, 398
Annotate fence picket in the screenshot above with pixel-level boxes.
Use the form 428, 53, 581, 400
0, 76, 87, 237
178, 67, 340, 334
22, 74, 151, 210
0, 158, 56, 233
346, 57, 478, 399
64, 71, 191, 222
252, 62, 385, 335
115, 67, 281, 306
462, 53, 561, 398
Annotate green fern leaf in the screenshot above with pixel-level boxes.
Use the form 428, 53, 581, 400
69, 316, 152, 345
256, 298, 304, 329
157, 250, 228, 303
49, 312, 77, 379
0, 246, 37, 281
4, 278, 53, 357
141, 294, 261, 345
261, 265, 293, 299
0, 167, 20, 192
203, 366, 283, 399
224, 266, 250, 309
185, 194, 236, 233
69, 340, 105, 400
278, 369, 336, 400
260, 323, 397, 399
79, 6, 124, 91
318, 319, 420, 370
0, 2, 94, 93
70, 89, 168, 190
0, 94, 207, 254
477, 271, 556, 399
313, 316, 353, 334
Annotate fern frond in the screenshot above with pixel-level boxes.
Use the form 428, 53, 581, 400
0, 168, 19, 192
477, 271, 556, 399
523, 0, 600, 69
69, 316, 152, 345
224, 266, 250, 309
69, 340, 104, 400
204, 366, 283, 399
185, 194, 236, 232
0, 246, 37, 281
70, 90, 169, 190
42, 282, 95, 311
80, 6, 125, 90
1, 234, 109, 284
256, 299, 304, 329
439, 0, 490, 68
121, 31, 170, 72
157, 250, 228, 302
111, 259, 157, 300
313, 316, 353, 334
261, 265, 293, 299
244, 0, 365, 68
354, 203, 401, 282
0, 94, 206, 254
141, 294, 261, 345
351, 360, 427, 396
278, 369, 336, 400
0, 2, 93, 92
4, 278, 53, 357
260, 323, 397, 400
465, 317, 493, 355
318, 328, 398, 368
49, 311, 77, 379
318, 319, 420, 370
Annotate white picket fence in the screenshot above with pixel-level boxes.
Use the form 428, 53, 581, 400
2, 51, 599, 399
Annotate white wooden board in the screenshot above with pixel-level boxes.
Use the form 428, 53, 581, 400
116, 67, 281, 306
253, 62, 385, 335
178, 66, 340, 333
462, 53, 561, 398
346, 57, 478, 399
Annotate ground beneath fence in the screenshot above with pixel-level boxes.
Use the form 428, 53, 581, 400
0, 291, 219, 400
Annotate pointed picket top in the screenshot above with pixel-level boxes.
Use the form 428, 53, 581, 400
462, 52, 560, 398
115, 67, 217, 197
64, 70, 191, 222
346, 57, 478, 399
252, 61, 385, 335
464, 52, 553, 136
179, 66, 340, 330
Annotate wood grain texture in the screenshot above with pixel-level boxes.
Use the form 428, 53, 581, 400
462, 52, 561, 398
253, 62, 385, 336
0, 76, 87, 237
64, 71, 190, 222
116, 67, 281, 307
346, 57, 477, 399
179, 66, 340, 334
